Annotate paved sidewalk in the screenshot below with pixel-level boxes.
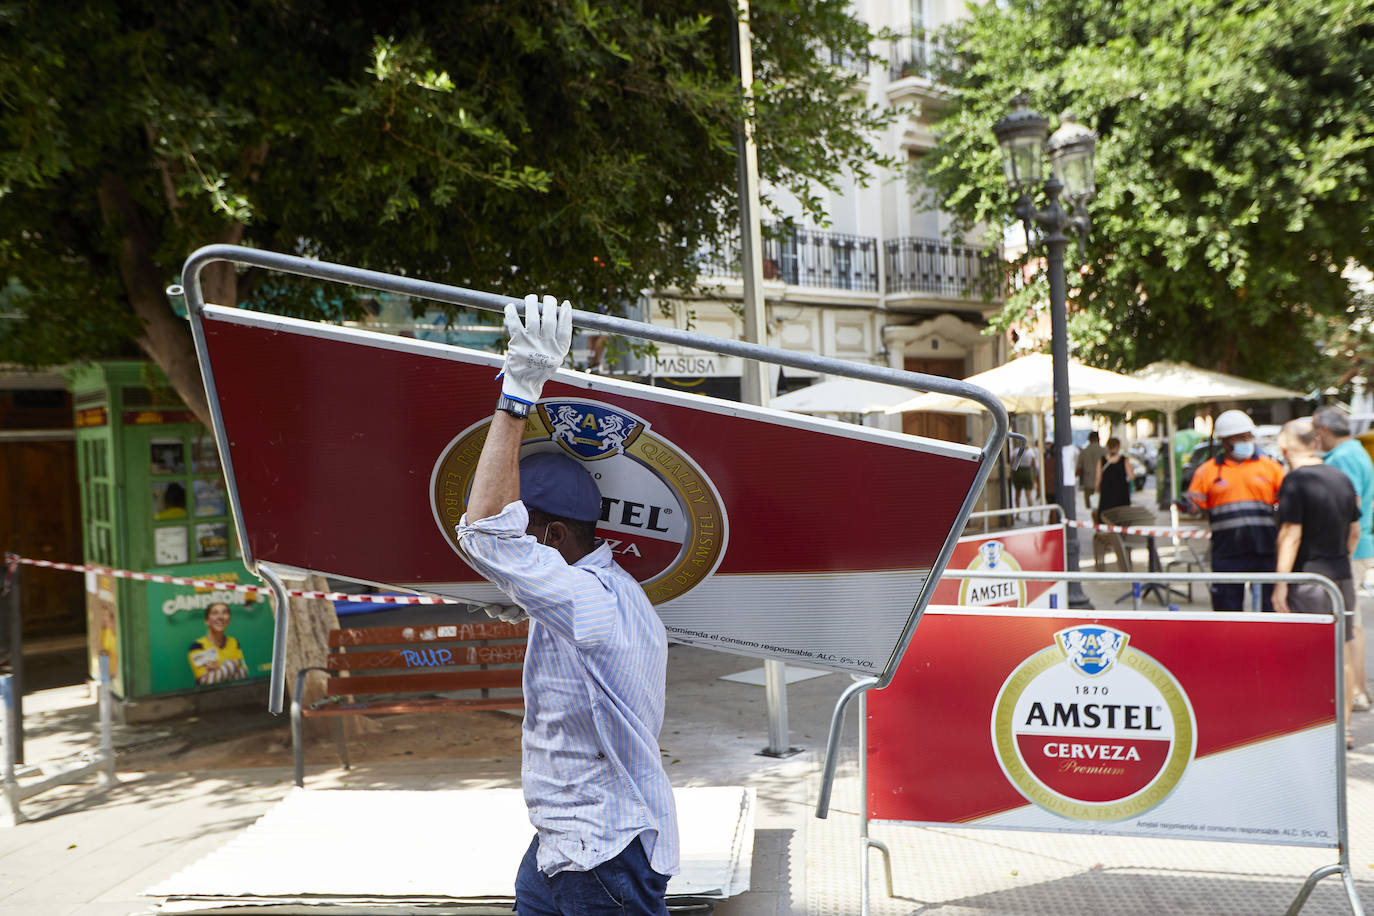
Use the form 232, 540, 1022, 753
1, 511, 1372, 914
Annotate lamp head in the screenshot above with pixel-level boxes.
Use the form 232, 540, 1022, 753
1047, 111, 1097, 203
991, 94, 1050, 193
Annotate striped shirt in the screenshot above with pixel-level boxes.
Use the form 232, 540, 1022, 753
457, 500, 679, 878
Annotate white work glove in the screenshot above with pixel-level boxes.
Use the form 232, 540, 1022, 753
481, 603, 528, 624
497, 293, 572, 405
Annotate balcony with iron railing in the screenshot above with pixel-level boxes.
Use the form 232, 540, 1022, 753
888, 33, 944, 82
700, 224, 879, 293
828, 45, 871, 79
699, 227, 1002, 302
884, 236, 1003, 301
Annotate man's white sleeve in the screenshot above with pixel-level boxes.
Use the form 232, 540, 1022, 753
457, 501, 617, 647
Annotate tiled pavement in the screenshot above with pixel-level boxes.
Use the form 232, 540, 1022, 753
2, 516, 1372, 915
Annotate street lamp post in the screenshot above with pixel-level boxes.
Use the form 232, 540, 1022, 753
992, 96, 1097, 609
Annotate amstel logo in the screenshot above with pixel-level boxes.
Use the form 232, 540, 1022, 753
431, 399, 728, 605
991, 625, 1195, 821
957, 540, 1027, 607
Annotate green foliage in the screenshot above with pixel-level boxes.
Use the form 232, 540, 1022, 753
920, 0, 1374, 385
0, 0, 890, 364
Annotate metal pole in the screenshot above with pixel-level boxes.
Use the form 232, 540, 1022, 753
760, 665, 793, 755
1286, 593, 1363, 916
1039, 176, 1090, 610
256, 564, 291, 716
760, 656, 796, 758
857, 689, 893, 913
731, 0, 792, 758
1, 556, 21, 765
0, 675, 18, 826
96, 654, 116, 788
731, 0, 770, 409
1166, 410, 1180, 504
817, 675, 877, 818
859, 687, 871, 916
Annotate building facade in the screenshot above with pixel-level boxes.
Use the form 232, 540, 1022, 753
634, 0, 1009, 447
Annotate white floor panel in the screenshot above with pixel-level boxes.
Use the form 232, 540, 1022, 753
147, 786, 753, 911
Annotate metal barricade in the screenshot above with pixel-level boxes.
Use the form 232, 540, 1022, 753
0, 654, 116, 826
818, 569, 1362, 916
965, 503, 1064, 534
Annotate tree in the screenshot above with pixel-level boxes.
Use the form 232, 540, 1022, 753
918, 0, 1374, 387
0, 0, 890, 423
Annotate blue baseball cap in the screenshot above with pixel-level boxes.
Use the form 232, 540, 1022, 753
519, 452, 603, 522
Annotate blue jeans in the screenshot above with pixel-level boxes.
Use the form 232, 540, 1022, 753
514, 835, 668, 915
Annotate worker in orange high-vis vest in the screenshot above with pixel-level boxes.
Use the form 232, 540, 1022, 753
1185, 410, 1286, 611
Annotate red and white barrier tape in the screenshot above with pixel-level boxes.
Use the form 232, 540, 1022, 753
1064, 519, 1212, 539
4, 556, 467, 605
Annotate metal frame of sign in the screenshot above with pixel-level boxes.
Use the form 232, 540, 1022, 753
178, 244, 1009, 720
821, 568, 1361, 916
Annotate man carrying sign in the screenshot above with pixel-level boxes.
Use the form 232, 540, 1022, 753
456, 294, 679, 915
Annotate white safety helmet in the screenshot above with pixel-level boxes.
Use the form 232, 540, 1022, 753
1213, 409, 1256, 439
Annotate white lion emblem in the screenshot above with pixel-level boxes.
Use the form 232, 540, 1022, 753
545, 403, 638, 457
1062, 628, 1123, 673
550, 404, 583, 450
596, 413, 632, 455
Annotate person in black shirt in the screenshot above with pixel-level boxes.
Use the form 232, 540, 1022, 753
1095, 436, 1134, 522
1273, 418, 1360, 747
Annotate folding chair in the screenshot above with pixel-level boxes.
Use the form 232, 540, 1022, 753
1163, 503, 1208, 602
1102, 505, 1168, 606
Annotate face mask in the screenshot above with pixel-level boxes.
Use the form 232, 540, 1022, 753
1231, 441, 1256, 460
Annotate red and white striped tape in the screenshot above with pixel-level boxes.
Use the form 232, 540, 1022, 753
4, 555, 468, 605
1064, 519, 1212, 540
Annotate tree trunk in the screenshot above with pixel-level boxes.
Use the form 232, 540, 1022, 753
280, 573, 378, 740
96, 171, 214, 427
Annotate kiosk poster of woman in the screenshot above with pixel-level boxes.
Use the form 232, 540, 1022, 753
145, 560, 273, 694
187, 602, 250, 685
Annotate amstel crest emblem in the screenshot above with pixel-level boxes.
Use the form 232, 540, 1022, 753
957, 540, 1028, 607
430, 399, 728, 605
541, 401, 645, 460
1055, 626, 1128, 677
991, 625, 1195, 822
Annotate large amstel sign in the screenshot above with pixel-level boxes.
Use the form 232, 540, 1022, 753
195, 303, 987, 676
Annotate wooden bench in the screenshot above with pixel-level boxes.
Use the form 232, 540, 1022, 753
290, 620, 527, 786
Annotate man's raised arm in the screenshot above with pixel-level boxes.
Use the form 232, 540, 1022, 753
465, 294, 572, 522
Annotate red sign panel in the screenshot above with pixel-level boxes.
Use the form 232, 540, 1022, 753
867, 610, 1339, 846
198, 306, 989, 675
932, 524, 1066, 608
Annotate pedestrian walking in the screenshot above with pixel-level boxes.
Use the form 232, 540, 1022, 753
1272, 418, 1361, 748
1094, 437, 1133, 521
1313, 405, 1373, 712
1183, 409, 1285, 611
1012, 442, 1037, 512
456, 294, 679, 915
1076, 431, 1106, 511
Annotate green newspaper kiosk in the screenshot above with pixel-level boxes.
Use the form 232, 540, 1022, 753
69, 362, 274, 711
